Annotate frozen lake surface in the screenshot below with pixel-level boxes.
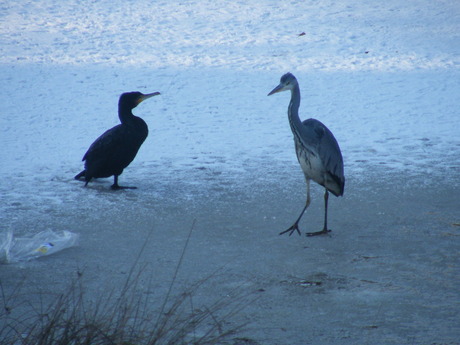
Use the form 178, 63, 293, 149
1, 0, 459, 344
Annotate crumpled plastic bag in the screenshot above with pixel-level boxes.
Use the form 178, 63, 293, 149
0, 230, 79, 264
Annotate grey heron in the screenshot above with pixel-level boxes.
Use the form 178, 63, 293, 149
268, 73, 345, 236
75, 91, 160, 190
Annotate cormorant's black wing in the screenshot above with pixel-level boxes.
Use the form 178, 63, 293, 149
83, 125, 123, 161
82, 125, 133, 178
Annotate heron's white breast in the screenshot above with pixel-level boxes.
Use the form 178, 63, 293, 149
296, 144, 325, 184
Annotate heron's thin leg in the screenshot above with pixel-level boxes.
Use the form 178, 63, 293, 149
111, 175, 137, 190
280, 180, 311, 236
323, 189, 329, 231
306, 189, 332, 237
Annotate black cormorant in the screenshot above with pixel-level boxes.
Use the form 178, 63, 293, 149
75, 91, 160, 190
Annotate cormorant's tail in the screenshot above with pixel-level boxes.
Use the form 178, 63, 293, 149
74, 170, 86, 180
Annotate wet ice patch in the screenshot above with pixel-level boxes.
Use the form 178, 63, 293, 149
1, 0, 459, 234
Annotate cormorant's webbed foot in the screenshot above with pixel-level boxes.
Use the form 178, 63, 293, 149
111, 176, 137, 190
279, 223, 302, 236
306, 229, 331, 237
111, 184, 137, 190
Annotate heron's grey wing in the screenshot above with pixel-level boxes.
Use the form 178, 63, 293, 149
301, 118, 345, 195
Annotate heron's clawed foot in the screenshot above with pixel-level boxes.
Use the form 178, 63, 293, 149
306, 229, 331, 237
279, 223, 302, 236
111, 184, 137, 190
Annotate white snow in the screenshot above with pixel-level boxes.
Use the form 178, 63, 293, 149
1, 0, 459, 219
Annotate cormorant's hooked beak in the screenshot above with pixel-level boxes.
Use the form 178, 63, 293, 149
139, 92, 161, 103
268, 84, 286, 96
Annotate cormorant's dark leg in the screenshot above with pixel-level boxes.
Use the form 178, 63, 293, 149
280, 180, 311, 236
306, 189, 332, 237
111, 175, 120, 189
111, 175, 137, 190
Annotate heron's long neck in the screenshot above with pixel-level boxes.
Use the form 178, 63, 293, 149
288, 85, 303, 138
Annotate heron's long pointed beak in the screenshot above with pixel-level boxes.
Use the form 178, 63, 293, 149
140, 92, 161, 102
268, 84, 284, 96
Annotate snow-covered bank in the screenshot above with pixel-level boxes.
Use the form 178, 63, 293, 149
2, 0, 459, 70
